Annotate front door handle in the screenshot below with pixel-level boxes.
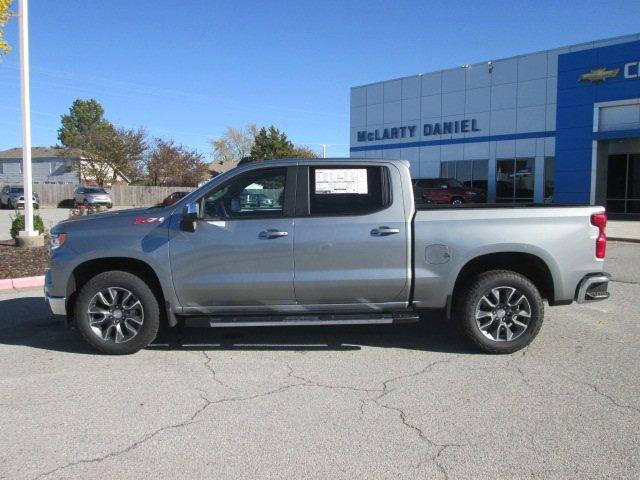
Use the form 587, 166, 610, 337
259, 229, 289, 239
371, 226, 400, 236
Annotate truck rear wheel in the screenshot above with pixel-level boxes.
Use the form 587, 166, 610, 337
454, 270, 544, 354
74, 271, 160, 354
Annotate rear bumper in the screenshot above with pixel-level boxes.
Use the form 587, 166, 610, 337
575, 273, 611, 303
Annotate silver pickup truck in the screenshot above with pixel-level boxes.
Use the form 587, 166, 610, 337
45, 159, 610, 355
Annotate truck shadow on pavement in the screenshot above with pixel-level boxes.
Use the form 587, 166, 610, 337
0, 296, 477, 355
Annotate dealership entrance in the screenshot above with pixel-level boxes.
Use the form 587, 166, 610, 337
607, 153, 640, 214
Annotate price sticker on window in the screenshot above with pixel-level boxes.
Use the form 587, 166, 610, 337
315, 169, 368, 194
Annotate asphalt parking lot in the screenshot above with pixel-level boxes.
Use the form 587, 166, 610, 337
0, 243, 638, 479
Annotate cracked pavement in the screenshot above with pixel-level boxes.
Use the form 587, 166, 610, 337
0, 242, 638, 479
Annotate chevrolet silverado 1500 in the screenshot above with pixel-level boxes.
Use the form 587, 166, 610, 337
45, 159, 610, 354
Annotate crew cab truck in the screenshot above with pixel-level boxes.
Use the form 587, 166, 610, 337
45, 159, 611, 355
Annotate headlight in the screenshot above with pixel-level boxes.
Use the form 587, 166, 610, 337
50, 233, 67, 250
465, 191, 478, 195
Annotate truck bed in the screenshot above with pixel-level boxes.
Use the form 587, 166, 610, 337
410, 204, 605, 309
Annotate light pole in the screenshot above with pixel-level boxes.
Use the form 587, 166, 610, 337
17, 0, 41, 246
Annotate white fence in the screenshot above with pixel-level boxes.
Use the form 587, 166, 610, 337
8, 184, 197, 207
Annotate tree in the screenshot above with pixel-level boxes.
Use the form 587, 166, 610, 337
146, 139, 208, 187
58, 99, 147, 185
249, 126, 295, 163
291, 146, 319, 159
211, 123, 258, 165
0, 1, 12, 58
58, 99, 112, 148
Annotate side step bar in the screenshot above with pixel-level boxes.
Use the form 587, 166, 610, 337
184, 313, 420, 328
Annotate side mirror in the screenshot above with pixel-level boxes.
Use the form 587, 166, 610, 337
180, 202, 199, 232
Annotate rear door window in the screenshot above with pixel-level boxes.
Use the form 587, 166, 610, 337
308, 166, 390, 216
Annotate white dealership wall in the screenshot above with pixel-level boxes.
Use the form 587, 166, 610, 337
350, 33, 640, 203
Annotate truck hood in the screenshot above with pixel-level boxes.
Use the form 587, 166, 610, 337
51, 206, 174, 233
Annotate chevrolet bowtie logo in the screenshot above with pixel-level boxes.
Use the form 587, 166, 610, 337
578, 67, 620, 83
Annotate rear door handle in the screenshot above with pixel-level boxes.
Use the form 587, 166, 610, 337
259, 229, 289, 239
371, 226, 400, 236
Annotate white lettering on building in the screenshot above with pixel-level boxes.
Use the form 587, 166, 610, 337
624, 61, 639, 79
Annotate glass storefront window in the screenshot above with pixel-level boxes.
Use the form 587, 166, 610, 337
457, 161, 473, 187
473, 160, 488, 191
496, 158, 535, 203
607, 154, 640, 214
544, 157, 555, 203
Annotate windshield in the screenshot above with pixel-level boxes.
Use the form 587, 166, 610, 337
447, 179, 464, 188
85, 188, 107, 194
10, 187, 23, 194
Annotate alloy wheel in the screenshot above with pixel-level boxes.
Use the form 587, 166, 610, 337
87, 287, 144, 343
475, 286, 532, 341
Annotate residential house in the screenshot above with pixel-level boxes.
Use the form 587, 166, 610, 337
0, 147, 129, 187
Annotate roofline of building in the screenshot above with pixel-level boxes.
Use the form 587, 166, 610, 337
351, 31, 640, 89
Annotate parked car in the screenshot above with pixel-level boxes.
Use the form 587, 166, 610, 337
239, 192, 274, 208
74, 186, 112, 208
162, 191, 190, 206
0, 186, 39, 209
45, 159, 610, 355
413, 178, 485, 204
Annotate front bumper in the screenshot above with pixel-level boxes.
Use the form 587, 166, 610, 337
575, 273, 611, 303
45, 291, 67, 315
44, 270, 67, 315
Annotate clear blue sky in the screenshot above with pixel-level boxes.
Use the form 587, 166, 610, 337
1, 0, 639, 158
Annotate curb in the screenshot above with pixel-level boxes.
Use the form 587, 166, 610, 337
0, 275, 45, 291
609, 237, 640, 244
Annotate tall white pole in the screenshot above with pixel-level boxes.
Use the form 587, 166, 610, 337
322, 144, 326, 158
18, 0, 34, 236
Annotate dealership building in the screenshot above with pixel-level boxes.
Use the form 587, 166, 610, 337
350, 33, 640, 213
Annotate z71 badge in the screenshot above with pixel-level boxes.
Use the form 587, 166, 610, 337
134, 217, 165, 225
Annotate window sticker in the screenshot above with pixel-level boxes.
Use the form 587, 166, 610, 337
315, 169, 368, 194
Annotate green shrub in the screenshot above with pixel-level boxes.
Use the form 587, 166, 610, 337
10, 212, 45, 239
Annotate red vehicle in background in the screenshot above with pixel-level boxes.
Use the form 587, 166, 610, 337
162, 191, 190, 206
413, 178, 486, 205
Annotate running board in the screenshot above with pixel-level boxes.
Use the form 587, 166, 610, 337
183, 313, 420, 328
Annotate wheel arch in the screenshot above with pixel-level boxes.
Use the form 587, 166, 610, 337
452, 252, 555, 307
66, 257, 176, 327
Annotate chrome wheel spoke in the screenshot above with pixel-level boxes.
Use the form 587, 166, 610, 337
481, 295, 496, 309
512, 318, 528, 329
123, 319, 138, 335
126, 314, 143, 325
478, 316, 495, 330
89, 316, 107, 327
505, 324, 514, 341
102, 324, 115, 341
509, 294, 525, 308
114, 323, 125, 343
125, 299, 142, 311
96, 291, 112, 307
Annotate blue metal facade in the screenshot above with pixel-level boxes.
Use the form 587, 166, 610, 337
555, 40, 640, 203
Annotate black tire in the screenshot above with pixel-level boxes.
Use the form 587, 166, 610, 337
454, 270, 544, 354
451, 197, 464, 205
74, 270, 160, 354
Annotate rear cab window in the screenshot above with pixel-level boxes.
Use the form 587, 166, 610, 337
307, 166, 390, 216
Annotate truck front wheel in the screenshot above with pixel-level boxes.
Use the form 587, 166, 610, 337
454, 270, 544, 354
74, 271, 160, 354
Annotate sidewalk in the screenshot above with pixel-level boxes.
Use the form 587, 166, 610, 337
608, 220, 640, 243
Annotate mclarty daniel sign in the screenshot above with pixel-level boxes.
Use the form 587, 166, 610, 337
357, 118, 480, 142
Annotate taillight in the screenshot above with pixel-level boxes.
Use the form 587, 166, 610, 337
591, 213, 607, 259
